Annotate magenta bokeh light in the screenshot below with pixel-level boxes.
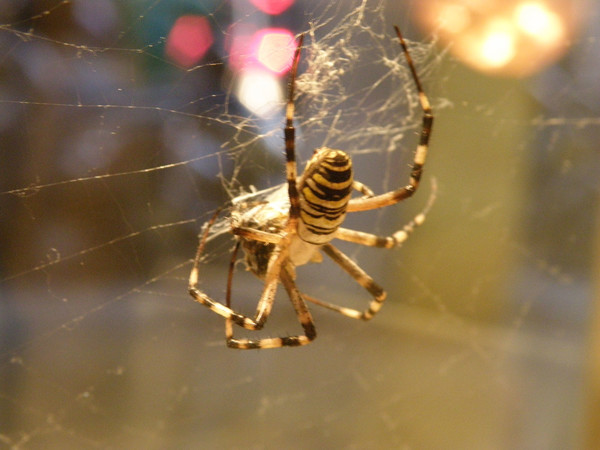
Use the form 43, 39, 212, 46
249, 0, 295, 15
165, 15, 213, 67
227, 27, 297, 75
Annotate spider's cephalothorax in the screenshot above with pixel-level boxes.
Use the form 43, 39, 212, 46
189, 26, 435, 349
231, 187, 288, 279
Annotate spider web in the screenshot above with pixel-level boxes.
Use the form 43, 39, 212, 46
0, 0, 598, 448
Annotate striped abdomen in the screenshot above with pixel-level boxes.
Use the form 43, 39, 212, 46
297, 147, 353, 244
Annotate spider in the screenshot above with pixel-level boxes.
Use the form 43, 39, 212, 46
189, 26, 434, 349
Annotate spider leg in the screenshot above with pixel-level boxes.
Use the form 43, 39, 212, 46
225, 264, 317, 349
188, 207, 223, 290
188, 211, 285, 331
302, 243, 386, 321
353, 180, 375, 197
225, 241, 241, 309
338, 178, 436, 248
347, 25, 433, 213
284, 33, 304, 231
232, 226, 282, 244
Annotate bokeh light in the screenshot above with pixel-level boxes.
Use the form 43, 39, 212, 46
226, 24, 254, 72
165, 15, 213, 68
227, 27, 297, 75
515, 2, 564, 43
227, 27, 297, 117
236, 69, 283, 117
414, 0, 584, 77
480, 19, 517, 68
226, 26, 296, 75
250, 0, 295, 15
253, 29, 297, 74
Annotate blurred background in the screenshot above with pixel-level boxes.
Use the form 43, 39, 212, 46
1, 0, 599, 448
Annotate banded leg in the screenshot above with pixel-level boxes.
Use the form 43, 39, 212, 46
189, 257, 281, 331
225, 264, 317, 349
337, 178, 436, 248
348, 26, 433, 213
284, 34, 304, 230
303, 243, 387, 321
188, 210, 285, 331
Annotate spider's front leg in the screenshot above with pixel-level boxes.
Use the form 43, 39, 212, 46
347, 26, 433, 213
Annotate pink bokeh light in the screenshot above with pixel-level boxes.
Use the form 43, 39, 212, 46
254, 29, 297, 74
227, 27, 297, 75
249, 0, 295, 15
165, 15, 213, 67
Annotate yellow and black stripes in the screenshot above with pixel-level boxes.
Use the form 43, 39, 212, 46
297, 148, 353, 244
188, 25, 434, 349
284, 33, 304, 225
320, 243, 386, 320
394, 25, 433, 197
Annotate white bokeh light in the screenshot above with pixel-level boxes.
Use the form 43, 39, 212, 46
236, 69, 283, 117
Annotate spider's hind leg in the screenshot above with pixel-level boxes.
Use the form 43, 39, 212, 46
225, 264, 317, 349
303, 243, 387, 321
338, 178, 437, 249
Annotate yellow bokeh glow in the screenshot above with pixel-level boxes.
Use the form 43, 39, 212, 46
415, 0, 582, 77
481, 27, 516, 67
515, 2, 565, 44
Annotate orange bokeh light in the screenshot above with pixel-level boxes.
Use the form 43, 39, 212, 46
414, 0, 584, 77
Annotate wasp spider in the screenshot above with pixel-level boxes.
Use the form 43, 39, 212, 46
189, 26, 434, 349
